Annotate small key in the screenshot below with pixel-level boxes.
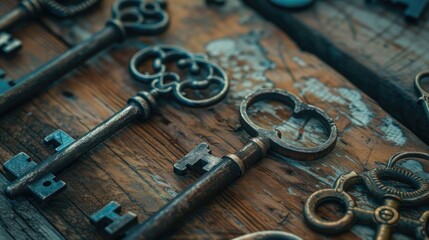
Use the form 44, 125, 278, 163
0, 0, 170, 116
3, 130, 74, 201
0, 0, 100, 31
4, 45, 229, 201
91, 88, 337, 239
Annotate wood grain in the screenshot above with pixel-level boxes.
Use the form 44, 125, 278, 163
243, 0, 429, 145
0, 0, 428, 239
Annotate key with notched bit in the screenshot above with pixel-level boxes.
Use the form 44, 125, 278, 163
90, 88, 338, 240
3, 45, 229, 202
0, 0, 169, 116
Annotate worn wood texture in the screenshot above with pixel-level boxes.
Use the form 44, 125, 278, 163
0, 0, 429, 239
243, 0, 429, 145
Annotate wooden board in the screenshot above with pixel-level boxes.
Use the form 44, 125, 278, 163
242, 0, 429, 145
0, 0, 429, 239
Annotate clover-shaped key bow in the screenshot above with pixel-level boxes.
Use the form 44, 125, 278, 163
304, 152, 429, 240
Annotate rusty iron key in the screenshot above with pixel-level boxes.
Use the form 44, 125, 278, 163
3, 45, 229, 202
90, 88, 338, 240
0, 0, 169, 116
0, 0, 101, 54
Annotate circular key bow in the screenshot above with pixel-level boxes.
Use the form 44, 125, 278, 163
304, 152, 429, 239
240, 88, 337, 161
129, 45, 229, 107
111, 0, 169, 36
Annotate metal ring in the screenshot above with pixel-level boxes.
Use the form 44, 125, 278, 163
304, 189, 356, 234
388, 151, 429, 167
363, 166, 429, 205
232, 231, 302, 240
415, 70, 429, 97
239, 88, 337, 161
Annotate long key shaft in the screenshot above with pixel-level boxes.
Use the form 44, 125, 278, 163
5, 92, 149, 198
0, 0, 169, 116
0, 22, 122, 114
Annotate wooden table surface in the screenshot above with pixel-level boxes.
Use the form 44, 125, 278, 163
243, 0, 429, 145
0, 0, 428, 239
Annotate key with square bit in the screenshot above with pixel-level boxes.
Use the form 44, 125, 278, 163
90, 88, 338, 240
0, 0, 101, 31
0, 0, 169, 116
3, 45, 229, 202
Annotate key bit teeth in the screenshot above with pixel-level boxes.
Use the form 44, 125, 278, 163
90, 201, 138, 240
173, 143, 222, 176
44, 129, 75, 152
3, 152, 65, 201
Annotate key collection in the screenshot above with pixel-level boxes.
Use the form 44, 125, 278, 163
0, 0, 428, 240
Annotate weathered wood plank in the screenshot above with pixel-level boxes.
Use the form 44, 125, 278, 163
242, 0, 429, 145
0, 0, 428, 240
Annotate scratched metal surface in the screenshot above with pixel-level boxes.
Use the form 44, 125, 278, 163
0, 0, 428, 239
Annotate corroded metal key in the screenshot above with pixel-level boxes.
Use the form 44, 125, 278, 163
3, 45, 229, 202
91, 88, 338, 239
304, 152, 429, 239
0, 0, 100, 54
0, 0, 169, 116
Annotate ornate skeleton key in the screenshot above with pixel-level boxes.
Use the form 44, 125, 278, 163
304, 152, 429, 239
90, 88, 338, 239
0, 0, 100, 54
0, 0, 169, 116
3, 45, 229, 202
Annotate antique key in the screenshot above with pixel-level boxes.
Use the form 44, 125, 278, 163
415, 70, 429, 121
0, 0, 101, 54
0, 0, 169, 116
3, 45, 229, 201
304, 152, 429, 239
90, 88, 338, 239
